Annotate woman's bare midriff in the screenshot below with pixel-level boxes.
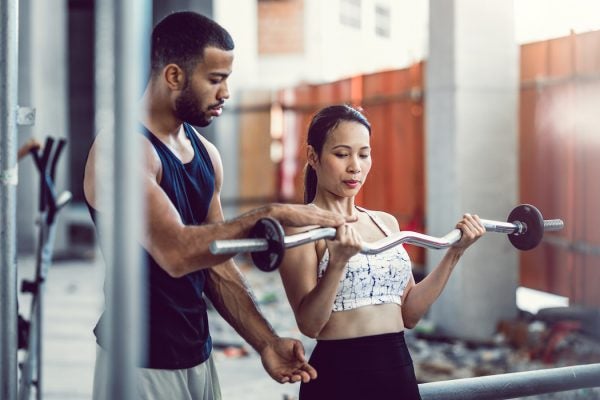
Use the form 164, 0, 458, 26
316, 303, 405, 340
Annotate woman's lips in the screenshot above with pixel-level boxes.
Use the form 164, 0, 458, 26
343, 180, 360, 188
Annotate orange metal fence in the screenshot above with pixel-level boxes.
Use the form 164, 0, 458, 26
519, 31, 600, 307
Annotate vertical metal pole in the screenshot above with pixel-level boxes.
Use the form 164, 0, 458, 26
96, 0, 150, 398
0, 0, 19, 399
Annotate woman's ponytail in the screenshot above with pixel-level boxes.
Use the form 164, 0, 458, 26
304, 164, 317, 204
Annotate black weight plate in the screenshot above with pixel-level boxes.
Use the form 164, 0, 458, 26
507, 204, 544, 250
250, 217, 285, 272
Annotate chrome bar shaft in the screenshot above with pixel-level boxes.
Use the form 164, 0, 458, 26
209, 217, 564, 256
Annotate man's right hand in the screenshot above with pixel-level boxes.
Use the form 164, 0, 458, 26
269, 203, 357, 228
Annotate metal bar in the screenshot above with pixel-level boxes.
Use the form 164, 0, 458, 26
103, 1, 150, 399
0, 0, 19, 398
419, 363, 600, 400
209, 217, 564, 255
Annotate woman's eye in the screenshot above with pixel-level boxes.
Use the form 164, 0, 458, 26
335, 153, 348, 158
360, 154, 370, 159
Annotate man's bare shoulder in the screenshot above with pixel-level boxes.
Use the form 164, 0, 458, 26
83, 131, 162, 208
189, 126, 221, 162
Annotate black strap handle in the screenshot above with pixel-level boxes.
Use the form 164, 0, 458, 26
29, 136, 69, 224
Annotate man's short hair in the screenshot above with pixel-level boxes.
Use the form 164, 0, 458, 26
151, 11, 234, 76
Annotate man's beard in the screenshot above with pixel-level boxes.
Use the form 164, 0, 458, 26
174, 85, 211, 127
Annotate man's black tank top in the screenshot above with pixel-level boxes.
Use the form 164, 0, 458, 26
89, 123, 216, 369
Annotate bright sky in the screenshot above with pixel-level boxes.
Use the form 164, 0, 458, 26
514, 0, 600, 43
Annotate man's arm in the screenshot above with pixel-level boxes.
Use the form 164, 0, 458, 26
202, 142, 315, 383
83, 133, 352, 278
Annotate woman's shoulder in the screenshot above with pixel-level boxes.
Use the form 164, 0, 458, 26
358, 207, 400, 232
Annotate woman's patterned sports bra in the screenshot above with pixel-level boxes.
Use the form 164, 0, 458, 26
317, 206, 413, 312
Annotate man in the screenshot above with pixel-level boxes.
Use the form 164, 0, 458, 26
83, 11, 353, 399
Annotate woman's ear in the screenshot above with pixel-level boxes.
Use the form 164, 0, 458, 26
163, 64, 186, 91
307, 145, 318, 168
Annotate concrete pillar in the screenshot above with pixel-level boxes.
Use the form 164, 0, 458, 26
425, 0, 519, 340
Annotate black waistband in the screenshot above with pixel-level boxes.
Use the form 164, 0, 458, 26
316, 330, 405, 348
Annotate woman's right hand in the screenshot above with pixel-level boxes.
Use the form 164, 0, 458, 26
326, 223, 363, 268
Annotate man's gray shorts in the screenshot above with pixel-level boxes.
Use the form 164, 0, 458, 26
92, 345, 222, 400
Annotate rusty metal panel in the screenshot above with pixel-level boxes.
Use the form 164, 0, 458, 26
520, 41, 548, 81
575, 30, 600, 75
548, 36, 575, 78
237, 91, 278, 212
519, 31, 600, 307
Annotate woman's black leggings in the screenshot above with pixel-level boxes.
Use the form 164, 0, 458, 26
299, 331, 421, 400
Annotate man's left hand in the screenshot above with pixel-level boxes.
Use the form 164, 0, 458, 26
260, 337, 317, 384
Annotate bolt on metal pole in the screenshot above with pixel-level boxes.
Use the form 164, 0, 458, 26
0, 0, 20, 399
95, 0, 151, 398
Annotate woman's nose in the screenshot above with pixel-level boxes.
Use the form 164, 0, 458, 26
348, 157, 361, 173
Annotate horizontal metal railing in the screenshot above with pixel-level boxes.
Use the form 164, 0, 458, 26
418, 363, 600, 400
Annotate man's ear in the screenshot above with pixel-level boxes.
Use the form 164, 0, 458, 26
307, 145, 318, 168
163, 64, 186, 90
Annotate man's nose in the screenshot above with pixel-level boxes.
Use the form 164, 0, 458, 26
218, 81, 230, 100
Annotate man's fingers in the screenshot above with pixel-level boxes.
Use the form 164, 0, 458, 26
302, 363, 318, 380
293, 341, 307, 362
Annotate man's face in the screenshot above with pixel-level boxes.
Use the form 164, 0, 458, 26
174, 46, 233, 127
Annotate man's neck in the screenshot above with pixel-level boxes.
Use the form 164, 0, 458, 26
140, 83, 183, 137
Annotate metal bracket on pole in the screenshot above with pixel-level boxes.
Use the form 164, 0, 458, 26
16, 107, 36, 126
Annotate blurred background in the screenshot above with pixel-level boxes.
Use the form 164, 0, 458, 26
5, 0, 600, 398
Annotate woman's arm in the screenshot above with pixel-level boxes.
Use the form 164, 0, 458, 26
279, 224, 361, 338
401, 214, 485, 328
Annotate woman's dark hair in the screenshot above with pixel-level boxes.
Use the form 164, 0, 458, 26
304, 104, 371, 204
151, 12, 235, 76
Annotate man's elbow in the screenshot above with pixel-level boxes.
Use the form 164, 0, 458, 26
155, 250, 189, 278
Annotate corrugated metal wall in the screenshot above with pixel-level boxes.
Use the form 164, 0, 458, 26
519, 31, 600, 307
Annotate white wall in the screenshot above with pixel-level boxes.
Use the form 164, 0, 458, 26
257, 0, 428, 88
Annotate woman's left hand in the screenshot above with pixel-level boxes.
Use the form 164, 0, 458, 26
452, 213, 486, 250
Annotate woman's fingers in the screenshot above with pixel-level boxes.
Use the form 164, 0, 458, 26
455, 213, 486, 247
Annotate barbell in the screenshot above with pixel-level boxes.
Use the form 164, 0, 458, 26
209, 204, 564, 272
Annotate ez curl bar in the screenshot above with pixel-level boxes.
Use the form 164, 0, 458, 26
210, 204, 564, 272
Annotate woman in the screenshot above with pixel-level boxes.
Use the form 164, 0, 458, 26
278, 105, 486, 399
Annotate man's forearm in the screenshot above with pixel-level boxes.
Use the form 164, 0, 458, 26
151, 205, 277, 277
204, 260, 278, 352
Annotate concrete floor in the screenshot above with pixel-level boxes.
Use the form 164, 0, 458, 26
16, 254, 303, 400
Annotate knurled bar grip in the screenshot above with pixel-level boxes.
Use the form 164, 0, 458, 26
209, 217, 565, 255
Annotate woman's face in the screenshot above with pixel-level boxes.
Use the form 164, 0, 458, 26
311, 120, 372, 199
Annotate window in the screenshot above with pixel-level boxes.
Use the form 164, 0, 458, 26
375, 4, 391, 38
340, 0, 361, 29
